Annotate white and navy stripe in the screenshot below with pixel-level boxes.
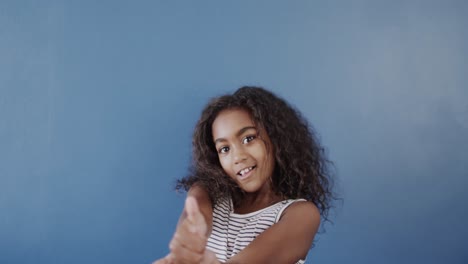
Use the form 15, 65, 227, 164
206, 198, 306, 263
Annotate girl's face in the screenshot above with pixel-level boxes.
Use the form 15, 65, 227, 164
212, 108, 275, 194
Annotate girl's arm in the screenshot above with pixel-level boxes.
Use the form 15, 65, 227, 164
226, 201, 320, 264
155, 192, 319, 264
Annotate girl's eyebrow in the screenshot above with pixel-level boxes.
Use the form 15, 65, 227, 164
214, 126, 256, 144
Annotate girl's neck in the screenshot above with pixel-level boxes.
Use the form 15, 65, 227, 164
233, 189, 283, 214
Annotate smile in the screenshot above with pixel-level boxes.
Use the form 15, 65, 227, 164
237, 166, 256, 180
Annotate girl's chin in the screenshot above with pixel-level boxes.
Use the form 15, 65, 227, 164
237, 182, 261, 193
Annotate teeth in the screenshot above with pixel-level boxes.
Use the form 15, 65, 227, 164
239, 166, 254, 176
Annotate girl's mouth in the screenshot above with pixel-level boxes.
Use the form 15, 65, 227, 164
237, 165, 256, 180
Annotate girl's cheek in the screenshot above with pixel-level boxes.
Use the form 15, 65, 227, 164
219, 159, 229, 171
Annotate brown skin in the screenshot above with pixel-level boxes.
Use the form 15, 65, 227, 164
212, 109, 282, 212
153, 185, 214, 264
177, 87, 336, 223
226, 200, 320, 263
154, 188, 320, 264
153, 109, 321, 263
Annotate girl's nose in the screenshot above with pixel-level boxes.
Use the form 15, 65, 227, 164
233, 148, 247, 164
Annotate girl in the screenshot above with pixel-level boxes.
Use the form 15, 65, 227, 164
154, 86, 335, 264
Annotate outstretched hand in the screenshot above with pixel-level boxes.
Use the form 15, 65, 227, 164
152, 250, 218, 264
153, 197, 219, 264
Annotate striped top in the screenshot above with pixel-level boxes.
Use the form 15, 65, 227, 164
206, 197, 307, 263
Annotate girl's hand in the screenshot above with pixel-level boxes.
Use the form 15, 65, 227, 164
155, 247, 219, 264
168, 197, 209, 264
152, 253, 173, 264
201, 249, 219, 264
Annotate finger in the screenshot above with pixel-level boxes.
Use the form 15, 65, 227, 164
152, 254, 172, 264
172, 220, 207, 253
201, 249, 219, 264
169, 235, 204, 263
171, 223, 208, 253
165, 253, 174, 264
185, 197, 207, 235
185, 196, 201, 223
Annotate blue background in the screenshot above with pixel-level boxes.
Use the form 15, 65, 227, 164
1, 1, 467, 263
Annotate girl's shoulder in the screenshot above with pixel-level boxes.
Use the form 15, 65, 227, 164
212, 197, 317, 222
278, 199, 320, 225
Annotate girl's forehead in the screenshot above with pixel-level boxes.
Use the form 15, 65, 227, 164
212, 109, 256, 137
215, 108, 253, 122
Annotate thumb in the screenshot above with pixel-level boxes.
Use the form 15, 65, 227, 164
185, 196, 207, 235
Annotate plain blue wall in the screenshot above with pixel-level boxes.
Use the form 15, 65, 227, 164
1, 1, 467, 263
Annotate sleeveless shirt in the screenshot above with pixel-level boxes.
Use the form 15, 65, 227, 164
206, 197, 307, 263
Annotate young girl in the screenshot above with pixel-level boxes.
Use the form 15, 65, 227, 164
153, 86, 335, 264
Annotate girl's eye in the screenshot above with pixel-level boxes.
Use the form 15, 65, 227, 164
242, 135, 256, 144
218, 146, 229, 154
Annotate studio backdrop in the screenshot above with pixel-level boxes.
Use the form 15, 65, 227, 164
1, 1, 467, 263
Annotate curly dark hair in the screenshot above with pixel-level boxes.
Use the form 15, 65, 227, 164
176, 86, 336, 223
